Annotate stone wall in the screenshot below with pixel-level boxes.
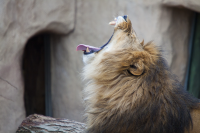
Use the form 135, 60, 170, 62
0, 0, 75, 132
0, 0, 199, 132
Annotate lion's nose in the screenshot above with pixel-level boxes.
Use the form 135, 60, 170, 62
123, 15, 127, 22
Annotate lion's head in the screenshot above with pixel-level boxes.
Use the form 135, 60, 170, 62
78, 15, 151, 79
77, 16, 199, 133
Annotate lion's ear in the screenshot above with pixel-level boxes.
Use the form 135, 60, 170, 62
129, 60, 144, 76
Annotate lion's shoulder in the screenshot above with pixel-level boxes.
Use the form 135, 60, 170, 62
190, 107, 200, 133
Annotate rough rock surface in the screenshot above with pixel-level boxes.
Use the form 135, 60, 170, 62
0, 0, 75, 133
0, 0, 199, 133
129, 0, 200, 12
163, 0, 200, 12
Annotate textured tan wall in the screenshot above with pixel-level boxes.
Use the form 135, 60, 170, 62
0, 0, 75, 132
0, 0, 199, 132
51, 35, 85, 122
163, 0, 200, 12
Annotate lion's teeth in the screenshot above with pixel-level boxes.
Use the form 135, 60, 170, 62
109, 21, 116, 25
86, 47, 90, 52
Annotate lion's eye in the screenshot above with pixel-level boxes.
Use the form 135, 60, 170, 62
130, 65, 137, 69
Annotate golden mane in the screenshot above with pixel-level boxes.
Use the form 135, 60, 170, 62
80, 16, 200, 133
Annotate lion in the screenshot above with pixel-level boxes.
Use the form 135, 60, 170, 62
77, 15, 200, 133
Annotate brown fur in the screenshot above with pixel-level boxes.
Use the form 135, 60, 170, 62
82, 16, 200, 133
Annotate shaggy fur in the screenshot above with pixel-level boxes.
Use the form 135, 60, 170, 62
81, 16, 200, 133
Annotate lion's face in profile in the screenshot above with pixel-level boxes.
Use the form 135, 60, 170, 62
80, 15, 152, 80
77, 16, 200, 133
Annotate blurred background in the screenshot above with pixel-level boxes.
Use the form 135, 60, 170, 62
0, 0, 200, 132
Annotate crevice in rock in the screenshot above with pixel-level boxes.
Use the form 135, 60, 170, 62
0, 76, 18, 90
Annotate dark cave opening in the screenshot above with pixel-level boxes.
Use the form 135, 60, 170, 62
22, 33, 52, 116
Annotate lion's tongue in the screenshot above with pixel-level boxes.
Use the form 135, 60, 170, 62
76, 44, 101, 51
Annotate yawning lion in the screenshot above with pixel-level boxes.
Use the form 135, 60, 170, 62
77, 15, 200, 133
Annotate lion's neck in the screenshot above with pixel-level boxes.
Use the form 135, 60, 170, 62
84, 73, 199, 133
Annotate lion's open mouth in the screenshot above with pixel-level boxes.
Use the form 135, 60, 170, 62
76, 15, 127, 55
76, 34, 113, 55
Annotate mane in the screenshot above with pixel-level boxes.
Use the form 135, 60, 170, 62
83, 42, 200, 133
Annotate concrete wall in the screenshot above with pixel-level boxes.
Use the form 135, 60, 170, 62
0, 0, 75, 132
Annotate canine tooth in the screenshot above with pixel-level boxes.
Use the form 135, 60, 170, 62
109, 21, 116, 25
86, 47, 90, 52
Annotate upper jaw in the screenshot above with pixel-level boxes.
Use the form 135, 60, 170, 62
84, 15, 128, 54
109, 15, 128, 27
